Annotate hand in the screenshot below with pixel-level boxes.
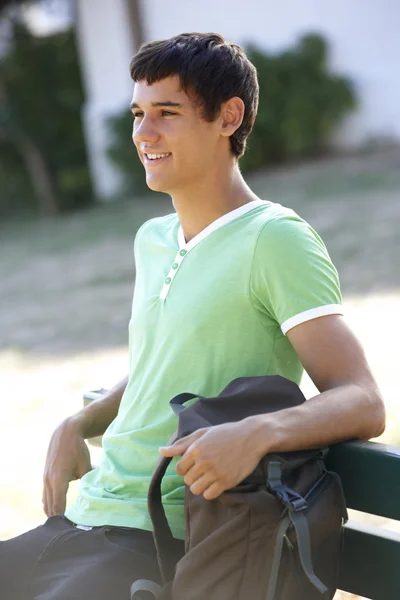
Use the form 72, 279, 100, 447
42, 417, 92, 517
159, 418, 264, 500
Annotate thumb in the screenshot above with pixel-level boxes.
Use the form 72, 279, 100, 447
51, 479, 69, 516
159, 431, 202, 456
75, 462, 93, 479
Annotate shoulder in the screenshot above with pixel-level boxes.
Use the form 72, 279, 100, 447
134, 212, 178, 248
252, 202, 329, 259
136, 212, 178, 237
249, 203, 342, 330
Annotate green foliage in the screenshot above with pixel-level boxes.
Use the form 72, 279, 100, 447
106, 33, 357, 195
0, 23, 93, 216
240, 33, 357, 172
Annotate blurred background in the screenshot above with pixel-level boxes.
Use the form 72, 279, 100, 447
0, 2, 399, 598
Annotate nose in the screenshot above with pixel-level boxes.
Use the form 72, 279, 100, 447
132, 115, 160, 146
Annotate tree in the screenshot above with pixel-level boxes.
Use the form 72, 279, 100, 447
0, 1, 61, 215
0, 73, 60, 216
0, 0, 92, 217
126, 0, 145, 51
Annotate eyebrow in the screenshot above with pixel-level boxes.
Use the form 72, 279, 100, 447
129, 101, 183, 111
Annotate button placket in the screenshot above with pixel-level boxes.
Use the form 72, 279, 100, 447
159, 200, 268, 301
159, 248, 187, 300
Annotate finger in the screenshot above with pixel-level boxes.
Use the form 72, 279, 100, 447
42, 485, 50, 518
42, 476, 53, 517
182, 463, 205, 486
42, 483, 47, 515
75, 462, 92, 479
175, 451, 196, 476
159, 431, 204, 457
189, 473, 217, 497
159, 444, 186, 457
203, 481, 225, 500
76, 444, 93, 478
51, 479, 69, 516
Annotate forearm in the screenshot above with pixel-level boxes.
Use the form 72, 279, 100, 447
250, 382, 385, 456
69, 375, 128, 439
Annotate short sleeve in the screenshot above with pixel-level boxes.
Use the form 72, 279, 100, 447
250, 215, 343, 335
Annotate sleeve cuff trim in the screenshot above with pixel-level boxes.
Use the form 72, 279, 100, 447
281, 304, 344, 335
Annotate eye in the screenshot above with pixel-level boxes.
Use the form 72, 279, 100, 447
132, 111, 144, 119
161, 110, 176, 117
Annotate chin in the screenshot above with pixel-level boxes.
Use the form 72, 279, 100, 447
145, 176, 172, 194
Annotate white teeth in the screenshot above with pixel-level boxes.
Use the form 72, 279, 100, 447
146, 153, 170, 160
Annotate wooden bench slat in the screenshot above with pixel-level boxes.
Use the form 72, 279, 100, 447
338, 520, 400, 599
325, 440, 400, 520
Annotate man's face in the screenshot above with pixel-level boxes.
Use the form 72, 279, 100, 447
131, 76, 223, 194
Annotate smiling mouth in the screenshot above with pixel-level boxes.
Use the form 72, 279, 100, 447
144, 152, 172, 162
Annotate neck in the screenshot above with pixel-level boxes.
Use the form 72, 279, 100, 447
171, 162, 259, 243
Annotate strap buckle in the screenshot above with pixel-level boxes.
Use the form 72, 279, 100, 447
271, 485, 308, 512
267, 460, 308, 512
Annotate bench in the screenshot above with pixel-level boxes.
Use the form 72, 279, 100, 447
84, 390, 400, 599
326, 440, 400, 599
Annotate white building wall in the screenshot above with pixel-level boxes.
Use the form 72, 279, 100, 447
141, 0, 400, 147
77, 0, 399, 199
76, 0, 134, 200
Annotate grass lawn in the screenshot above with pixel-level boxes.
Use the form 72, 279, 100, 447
1, 148, 399, 599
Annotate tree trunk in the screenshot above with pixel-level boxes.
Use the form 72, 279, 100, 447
16, 133, 60, 217
126, 0, 145, 52
0, 75, 60, 217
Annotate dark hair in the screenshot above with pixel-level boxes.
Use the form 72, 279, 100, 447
130, 32, 259, 158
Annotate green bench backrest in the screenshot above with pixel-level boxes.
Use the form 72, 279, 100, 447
326, 440, 400, 599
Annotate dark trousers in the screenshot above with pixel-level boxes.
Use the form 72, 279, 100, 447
0, 515, 184, 600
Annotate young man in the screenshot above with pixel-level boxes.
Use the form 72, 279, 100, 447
1, 32, 385, 600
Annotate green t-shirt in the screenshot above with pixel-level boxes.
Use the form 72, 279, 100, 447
65, 200, 342, 539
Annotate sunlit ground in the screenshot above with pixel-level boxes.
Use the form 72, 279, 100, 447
1, 149, 399, 600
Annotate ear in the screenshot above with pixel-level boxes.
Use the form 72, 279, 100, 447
220, 96, 245, 138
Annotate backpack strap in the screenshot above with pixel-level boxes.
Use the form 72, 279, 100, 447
265, 515, 291, 600
170, 392, 202, 414
266, 461, 328, 599
147, 433, 180, 585
265, 511, 328, 600
289, 511, 328, 594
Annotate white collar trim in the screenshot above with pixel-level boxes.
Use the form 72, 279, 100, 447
177, 199, 267, 251
160, 199, 267, 300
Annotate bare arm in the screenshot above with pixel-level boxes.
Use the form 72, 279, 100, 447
161, 315, 386, 500
71, 375, 128, 438
42, 375, 128, 517
251, 315, 385, 454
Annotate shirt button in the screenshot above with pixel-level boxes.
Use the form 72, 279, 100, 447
165, 277, 172, 284
172, 262, 179, 270
179, 249, 187, 256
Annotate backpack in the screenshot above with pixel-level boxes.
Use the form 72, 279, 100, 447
131, 375, 348, 600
